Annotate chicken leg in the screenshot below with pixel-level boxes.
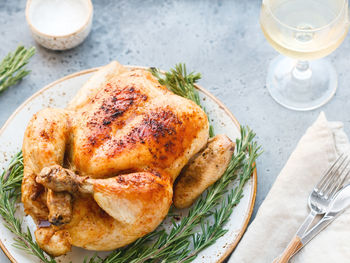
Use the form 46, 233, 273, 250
37, 165, 173, 225
22, 108, 72, 223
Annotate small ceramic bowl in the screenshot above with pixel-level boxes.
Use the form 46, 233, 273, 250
25, 0, 93, 50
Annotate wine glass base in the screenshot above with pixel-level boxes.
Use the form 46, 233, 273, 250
266, 55, 337, 111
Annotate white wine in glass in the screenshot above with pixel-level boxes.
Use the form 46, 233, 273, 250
260, 0, 349, 111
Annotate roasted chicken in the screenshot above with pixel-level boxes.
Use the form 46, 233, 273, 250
21, 61, 233, 256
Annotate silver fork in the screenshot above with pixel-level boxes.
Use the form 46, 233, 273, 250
296, 153, 350, 236
273, 153, 350, 263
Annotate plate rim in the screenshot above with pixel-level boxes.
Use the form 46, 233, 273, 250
0, 66, 257, 263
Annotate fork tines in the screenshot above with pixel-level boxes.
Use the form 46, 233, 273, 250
315, 153, 350, 198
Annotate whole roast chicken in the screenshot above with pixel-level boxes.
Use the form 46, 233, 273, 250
21, 61, 234, 256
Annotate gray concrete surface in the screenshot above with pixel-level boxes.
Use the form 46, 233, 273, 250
1, 0, 350, 262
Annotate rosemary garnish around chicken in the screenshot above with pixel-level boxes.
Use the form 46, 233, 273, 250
0, 64, 261, 263
0, 46, 35, 93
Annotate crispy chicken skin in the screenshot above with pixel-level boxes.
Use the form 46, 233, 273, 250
21, 61, 209, 256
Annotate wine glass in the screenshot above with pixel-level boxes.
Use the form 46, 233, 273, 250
260, 0, 349, 111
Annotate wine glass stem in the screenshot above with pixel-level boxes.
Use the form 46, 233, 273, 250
293, 60, 312, 80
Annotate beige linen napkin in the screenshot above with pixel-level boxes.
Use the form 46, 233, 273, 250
229, 112, 350, 263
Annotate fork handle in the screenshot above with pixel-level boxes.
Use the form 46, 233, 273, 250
272, 236, 303, 263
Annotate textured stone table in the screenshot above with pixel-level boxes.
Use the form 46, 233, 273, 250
1, 0, 350, 262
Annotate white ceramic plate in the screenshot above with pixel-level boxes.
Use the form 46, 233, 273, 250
0, 66, 257, 263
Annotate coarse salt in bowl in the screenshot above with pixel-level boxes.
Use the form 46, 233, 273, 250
26, 0, 93, 50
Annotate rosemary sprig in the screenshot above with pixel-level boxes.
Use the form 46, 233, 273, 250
150, 64, 201, 105
176, 137, 259, 263
0, 46, 35, 93
0, 64, 261, 263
